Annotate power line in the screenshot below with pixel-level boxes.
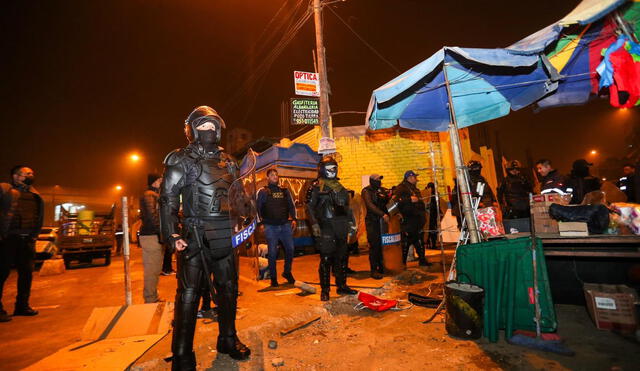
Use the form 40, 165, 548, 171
325, 5, 401, 73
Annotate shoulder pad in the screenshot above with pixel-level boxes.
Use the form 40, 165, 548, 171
163, 149, 188, 166
220, 151, 237, 163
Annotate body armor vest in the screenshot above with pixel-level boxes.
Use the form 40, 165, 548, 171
261, 185, 290, 224
316, 186, 350, 221
182, 157, 235, 218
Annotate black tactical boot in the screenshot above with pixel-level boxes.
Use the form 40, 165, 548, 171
319, 255, 331, 301
0, 309, 11, 322
401, 239, 410, 266
270, 278, 279, 288
282, 271, 295, 284
217, 335, 251, 360
13, 305, 38, 316
171, 351, 196, 371
336, 260, 357, 295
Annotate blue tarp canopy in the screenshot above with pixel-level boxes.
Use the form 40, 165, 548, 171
365, 0, 628, 132
240, 142, 320, 176
366, 47, 557, 131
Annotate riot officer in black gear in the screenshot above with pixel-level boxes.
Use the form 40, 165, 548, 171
160, 106, 251, 370
306, 157, 358, 301
497, 160, 532, 219
361, 174, 389, 279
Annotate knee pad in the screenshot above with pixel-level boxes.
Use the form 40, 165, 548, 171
180, 288, 199, 304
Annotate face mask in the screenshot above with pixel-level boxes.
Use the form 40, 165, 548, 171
370, 179, 381, 189
325, 165, 337, 179
23, 177, 35, 186
198, 129, 218, 146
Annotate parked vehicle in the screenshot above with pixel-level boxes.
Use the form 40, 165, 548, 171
57, 206, 116, 268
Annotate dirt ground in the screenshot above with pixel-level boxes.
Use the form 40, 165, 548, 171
260, 268, 640, 371
2, 246, 639, 370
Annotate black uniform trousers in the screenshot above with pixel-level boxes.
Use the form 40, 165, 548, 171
318, 219, 349, 290
0, 235, 35, 311
365, 217, 383, 274
401, 217, 426, 264
172, 231, 238, 358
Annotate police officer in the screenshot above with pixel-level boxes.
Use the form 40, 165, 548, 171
395, 170, 429, 267
617, 164, 635, 202
535, 159, 568, 194
361, 174, 389, 279
256, 168, 297, 288
0, 166, 44, 322
160, 106, 251, 369
306, 157, 358, 301
566, 159, 601, 204
497, 160, 532, 219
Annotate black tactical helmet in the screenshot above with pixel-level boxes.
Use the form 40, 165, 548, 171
184, 106, 226, 144
507, 160, 522, 170
318, 156, 339, 179
468, 160, 482, 172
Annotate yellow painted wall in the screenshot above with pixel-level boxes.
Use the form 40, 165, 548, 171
293, 126, 459, 199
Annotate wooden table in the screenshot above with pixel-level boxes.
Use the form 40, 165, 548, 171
504, 233, 640, 304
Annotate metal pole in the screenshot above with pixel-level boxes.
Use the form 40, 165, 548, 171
313, 0, 332, 139
613, 11, 638, 43
428, 142, 448, 278
121, 196, 132, 306
442, 57, 481, 244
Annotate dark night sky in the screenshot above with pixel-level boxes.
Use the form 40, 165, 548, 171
1, 0, 636, 192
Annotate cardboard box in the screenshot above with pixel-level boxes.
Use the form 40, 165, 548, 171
558, 222, 588, 237
583, 283, 639, 333
529, 193, 571, 234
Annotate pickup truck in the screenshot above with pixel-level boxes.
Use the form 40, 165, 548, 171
57, 206, 116, 268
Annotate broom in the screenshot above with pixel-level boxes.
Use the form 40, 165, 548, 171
507, 194, 574, 356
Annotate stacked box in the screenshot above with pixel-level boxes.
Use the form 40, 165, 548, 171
584, 283, 639, 333
530, 194, 571, 233
558, 222, 589, 237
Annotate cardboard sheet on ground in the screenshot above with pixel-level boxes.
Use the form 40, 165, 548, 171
25, 302, 173, 370
23, 334, 166, 371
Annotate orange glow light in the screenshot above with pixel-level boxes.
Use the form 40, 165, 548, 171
115, 185, 123, 191
130, 154, 141, 162
590, 150, 597, 155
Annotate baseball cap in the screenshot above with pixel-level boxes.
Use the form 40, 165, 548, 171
370, 174, 383, 180
404, 170, 419, 179
573, 159, 593, 168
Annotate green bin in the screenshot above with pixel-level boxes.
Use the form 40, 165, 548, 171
455, 237, 557, 342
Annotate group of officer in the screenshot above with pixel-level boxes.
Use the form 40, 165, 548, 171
156, 106, 436, 370
124, 104, 640, 371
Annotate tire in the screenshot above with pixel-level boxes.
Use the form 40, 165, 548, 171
63, 256, 72, 269
104, 252, 111, 266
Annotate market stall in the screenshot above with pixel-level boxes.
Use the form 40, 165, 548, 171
240, 141, 321, 249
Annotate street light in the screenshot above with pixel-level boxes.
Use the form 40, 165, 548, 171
115, 185, 123, 191
129, 153, 141, 163
590, 150, 597, 155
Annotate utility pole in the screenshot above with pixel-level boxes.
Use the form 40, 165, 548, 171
313, 0, 335, 153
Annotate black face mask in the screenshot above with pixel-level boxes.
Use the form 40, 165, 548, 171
469, 170, 481, 178
198, 129, 218, 149
23, 177, 35, 186
370, 179, 381, 189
